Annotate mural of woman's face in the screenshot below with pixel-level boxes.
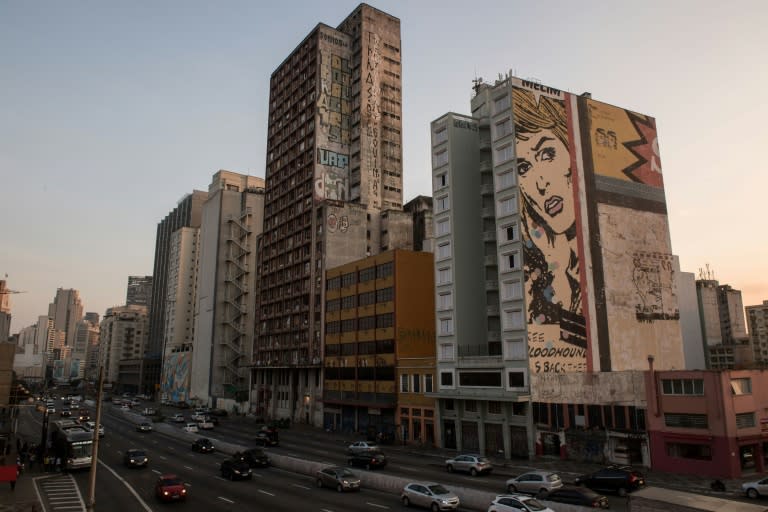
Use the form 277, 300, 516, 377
516, 129, 575, 234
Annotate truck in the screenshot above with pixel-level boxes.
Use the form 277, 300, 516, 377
50, 419, 93, 470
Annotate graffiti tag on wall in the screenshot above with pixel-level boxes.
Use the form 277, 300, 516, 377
365, 31, 381, 208
327, 213, 349, 234
632, 251, 679, 322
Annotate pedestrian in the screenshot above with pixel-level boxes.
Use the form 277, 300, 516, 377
55, 456, 61, 472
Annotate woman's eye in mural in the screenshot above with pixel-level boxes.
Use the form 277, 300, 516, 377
517, 158, 532, 176
537, 146, 556, 162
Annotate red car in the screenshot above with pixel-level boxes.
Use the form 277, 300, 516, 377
155, 474, 187, 502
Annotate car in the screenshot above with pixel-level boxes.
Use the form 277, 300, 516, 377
136, 422, 153, 432
203, 414, 219, 426
60, 407, 71, 417
190, 412, 206, 422
197, 419, 214, 430
155, 474, 187, 502
237, 448, 271, 468
46, 405, 56, 414
348, 450, 387, 470
124, 449, 149, 468
743, 477, 768, 499
545, 487, 609, 508
210, 408, 228, 417
445, 454, 493, 476
315, 466, 361, 492
191, 437, 215, 453
220, 458, 253, 480
506, 471, 563, 496
120, 404, 130, 411
487, 494, 555, 512
401, 482, 460, 511
84, 421, 105, 437
142, 408, 156, 416
254, 426, 279, 446
575, 466, 645, 496
183, 423, 199, 433
347, 441, 378, 454
171, 413, 185, 423
78, 410, 91, 421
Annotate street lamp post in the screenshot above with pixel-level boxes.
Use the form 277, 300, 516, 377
86, 366, 104, 512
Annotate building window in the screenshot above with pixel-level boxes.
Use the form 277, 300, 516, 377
664, 413, 708, 429
494, 144, 514, 164
436, 218, 450, 236
493, 93, 511, 114
341, 295, 356, 309
433, 150, 448, 167
376, 287, 394, 303
412, 374, 421, 393
502, 252, 520, 272
501, 223, 518, 243
376, 261, 393, 279
439, 344, 454, 360
661, 378, 704, 396
341, 319, 356, 332
436, 195, 450, 212
488, 401, 502, 415
326, 298, 340, 312
502, 280, 522, 301
437, 267, 452, 285
440, 371, 454, 387
459, 371, 502, 387
736, 412, 756, 429
504, 339, 526, 360
504, 309, 524, 329
508, 370, 525, 388
341, 272, 356, 287
498, 171, 515, 189
376, 313, 394, 328
439, 317, 453, 335
425, 374, 433, 393
400, 374, 409, 393
438, 292, 453, 310
358, 291, 375, 306
434, 173, 448, 189
437, 242, 451, 260
498, 195, 518, 216
465, 400, 477, 413
433, 126, 447, 145
444, 399, 454, 411
731, 378, 752, 395
327, 276, 341, 290
359, 267, 376, 282
358, 316, 375, 330
493, 117, 512, 140
666, 443, 712, 460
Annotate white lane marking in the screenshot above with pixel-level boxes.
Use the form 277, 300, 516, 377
251, 472, 262, 477
184, 465, 194, 470
215, 476, 227, 481
99, 461, 153, 511
321, 509, 335, 512
367, 504, 389, 510
258, 489, 275, 496
218, 497, 234, 504
159, 455, 167, 460
152, 469, 161, 474
291, 483, 310, 490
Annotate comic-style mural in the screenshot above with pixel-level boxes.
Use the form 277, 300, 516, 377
316, 28, 351, 202
161, 352, 192, 403
512, 81, 588, 374
586, 100, 663, 188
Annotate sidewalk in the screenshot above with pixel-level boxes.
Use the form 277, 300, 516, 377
0, 449, 44, 512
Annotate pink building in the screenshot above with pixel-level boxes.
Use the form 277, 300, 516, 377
647, 368, 768, 478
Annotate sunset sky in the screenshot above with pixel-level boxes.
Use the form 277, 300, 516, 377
2, 0, 766, 331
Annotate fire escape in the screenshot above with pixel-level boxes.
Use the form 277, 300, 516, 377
220, 207, 251, 397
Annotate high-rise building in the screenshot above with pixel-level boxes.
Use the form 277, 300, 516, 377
127, 275, 153, 307
696, 277, 749, 368
71, 319, 99, 380
430, 76, 682, 460
0, 280, 11, 343
189, 171, 265, 406
13, 323, 45, 380
98, 305, 149, 389
746, 300, 768, 366
252, 3, 407, 426
404, 195, 434, 252
47, 288, 84, 348
147, 190, 207, 395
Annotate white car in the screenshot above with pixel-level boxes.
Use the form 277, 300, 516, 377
743, 477, 768, 499
190, 412, 206, 422
347, 441, 379, 454
488, 494, 554, 512
197, 419, 214, 430
401, 482, 460, 511
183, 423, 199, 433
171, 413, 185, 423
84, 421, 105, 437
506, 471, 563, 495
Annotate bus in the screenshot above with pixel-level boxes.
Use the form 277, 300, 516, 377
50, 419, 93, 470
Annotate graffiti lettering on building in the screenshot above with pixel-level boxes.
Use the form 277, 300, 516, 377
632, 251, 679, 323
320, 32, 348, 47
318, 148, 350, 169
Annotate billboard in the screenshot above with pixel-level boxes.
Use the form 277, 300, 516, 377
512, 80, 589, 374
161, 352, 192, 403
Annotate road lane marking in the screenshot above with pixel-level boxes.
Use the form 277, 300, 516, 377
184, 465, 194, 470
159, 455, 167, 460
215, 476, 227, 481
218, 497, 234, 504
291, 483, 310, 490
321, 509, 335, 512
98, 461, 153, 512
152, 469, 161, 474
258, 489, 275, 496
367, 504, 389, 510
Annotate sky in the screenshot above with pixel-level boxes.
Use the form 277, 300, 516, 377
2, 0, 767, 333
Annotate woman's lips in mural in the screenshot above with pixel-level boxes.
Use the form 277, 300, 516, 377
544, 195, 564, 216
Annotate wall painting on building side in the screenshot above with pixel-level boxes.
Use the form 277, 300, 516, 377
161, 352, 192, 403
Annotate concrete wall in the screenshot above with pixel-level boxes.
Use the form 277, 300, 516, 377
531, 370, 646, 405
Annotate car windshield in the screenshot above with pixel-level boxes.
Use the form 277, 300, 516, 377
522, 498, 546, 511
427, 484, 450, 495
477, 457, 489, 463
131, 450, 146, 456
161, 478, 183, 486
339, 469, 355, 477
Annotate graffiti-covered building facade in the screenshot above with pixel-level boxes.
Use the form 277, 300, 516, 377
431, 76, 683, 464
252, 4, 411, 426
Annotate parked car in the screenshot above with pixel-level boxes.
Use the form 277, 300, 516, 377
220, 458, 253, 480
171, 413, 185, 423
136, 422, 153, 433
575, 466, 645, 496
401, 482, 460, 511
506, 471, 563, 495
545, 487, 609, 508
315, 466, 361, 492
155, 474, 187, 502
124, 449, 148, 468
445, 454, 493, 476
236, 448, 271, 468
183, 423, 199, 433
487, 494, 555, 512
348, 450, 387, 470
347, 441, 379, 454
743, 477, 768, 499
191, 438, 215, 453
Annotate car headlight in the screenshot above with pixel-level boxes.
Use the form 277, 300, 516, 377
342, 480, 349, 485
163, 491, 169, 496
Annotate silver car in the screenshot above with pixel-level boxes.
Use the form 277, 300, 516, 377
401, 482, 460, 511
347, 441, 379, 454
315, 466, 361, 492
445, 454, 493, 476
743, 477, 768, 499
506, 471, 563, 495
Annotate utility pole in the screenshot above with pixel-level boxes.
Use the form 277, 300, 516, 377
86, 366, 104, 512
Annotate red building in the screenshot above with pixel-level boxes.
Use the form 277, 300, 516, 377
647, 369, 768, 478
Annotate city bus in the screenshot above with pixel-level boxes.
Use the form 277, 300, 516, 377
50, 419, 93, 470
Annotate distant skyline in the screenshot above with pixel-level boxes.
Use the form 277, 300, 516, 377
2, 0, 767, 332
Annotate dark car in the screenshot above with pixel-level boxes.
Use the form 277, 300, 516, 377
347, 451, 387, 470
155, 474, 187, 502
123, 449, 148, 468
575, 466, 645, 496
237, 448, 271, 468
254, 427, 279, 446
60, 407, 72, 417
546, 487, 610, 508
191, 437, 215, 453
220, 458, 252, 480
210, 408, 228, 417
136, 422, 153, 432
